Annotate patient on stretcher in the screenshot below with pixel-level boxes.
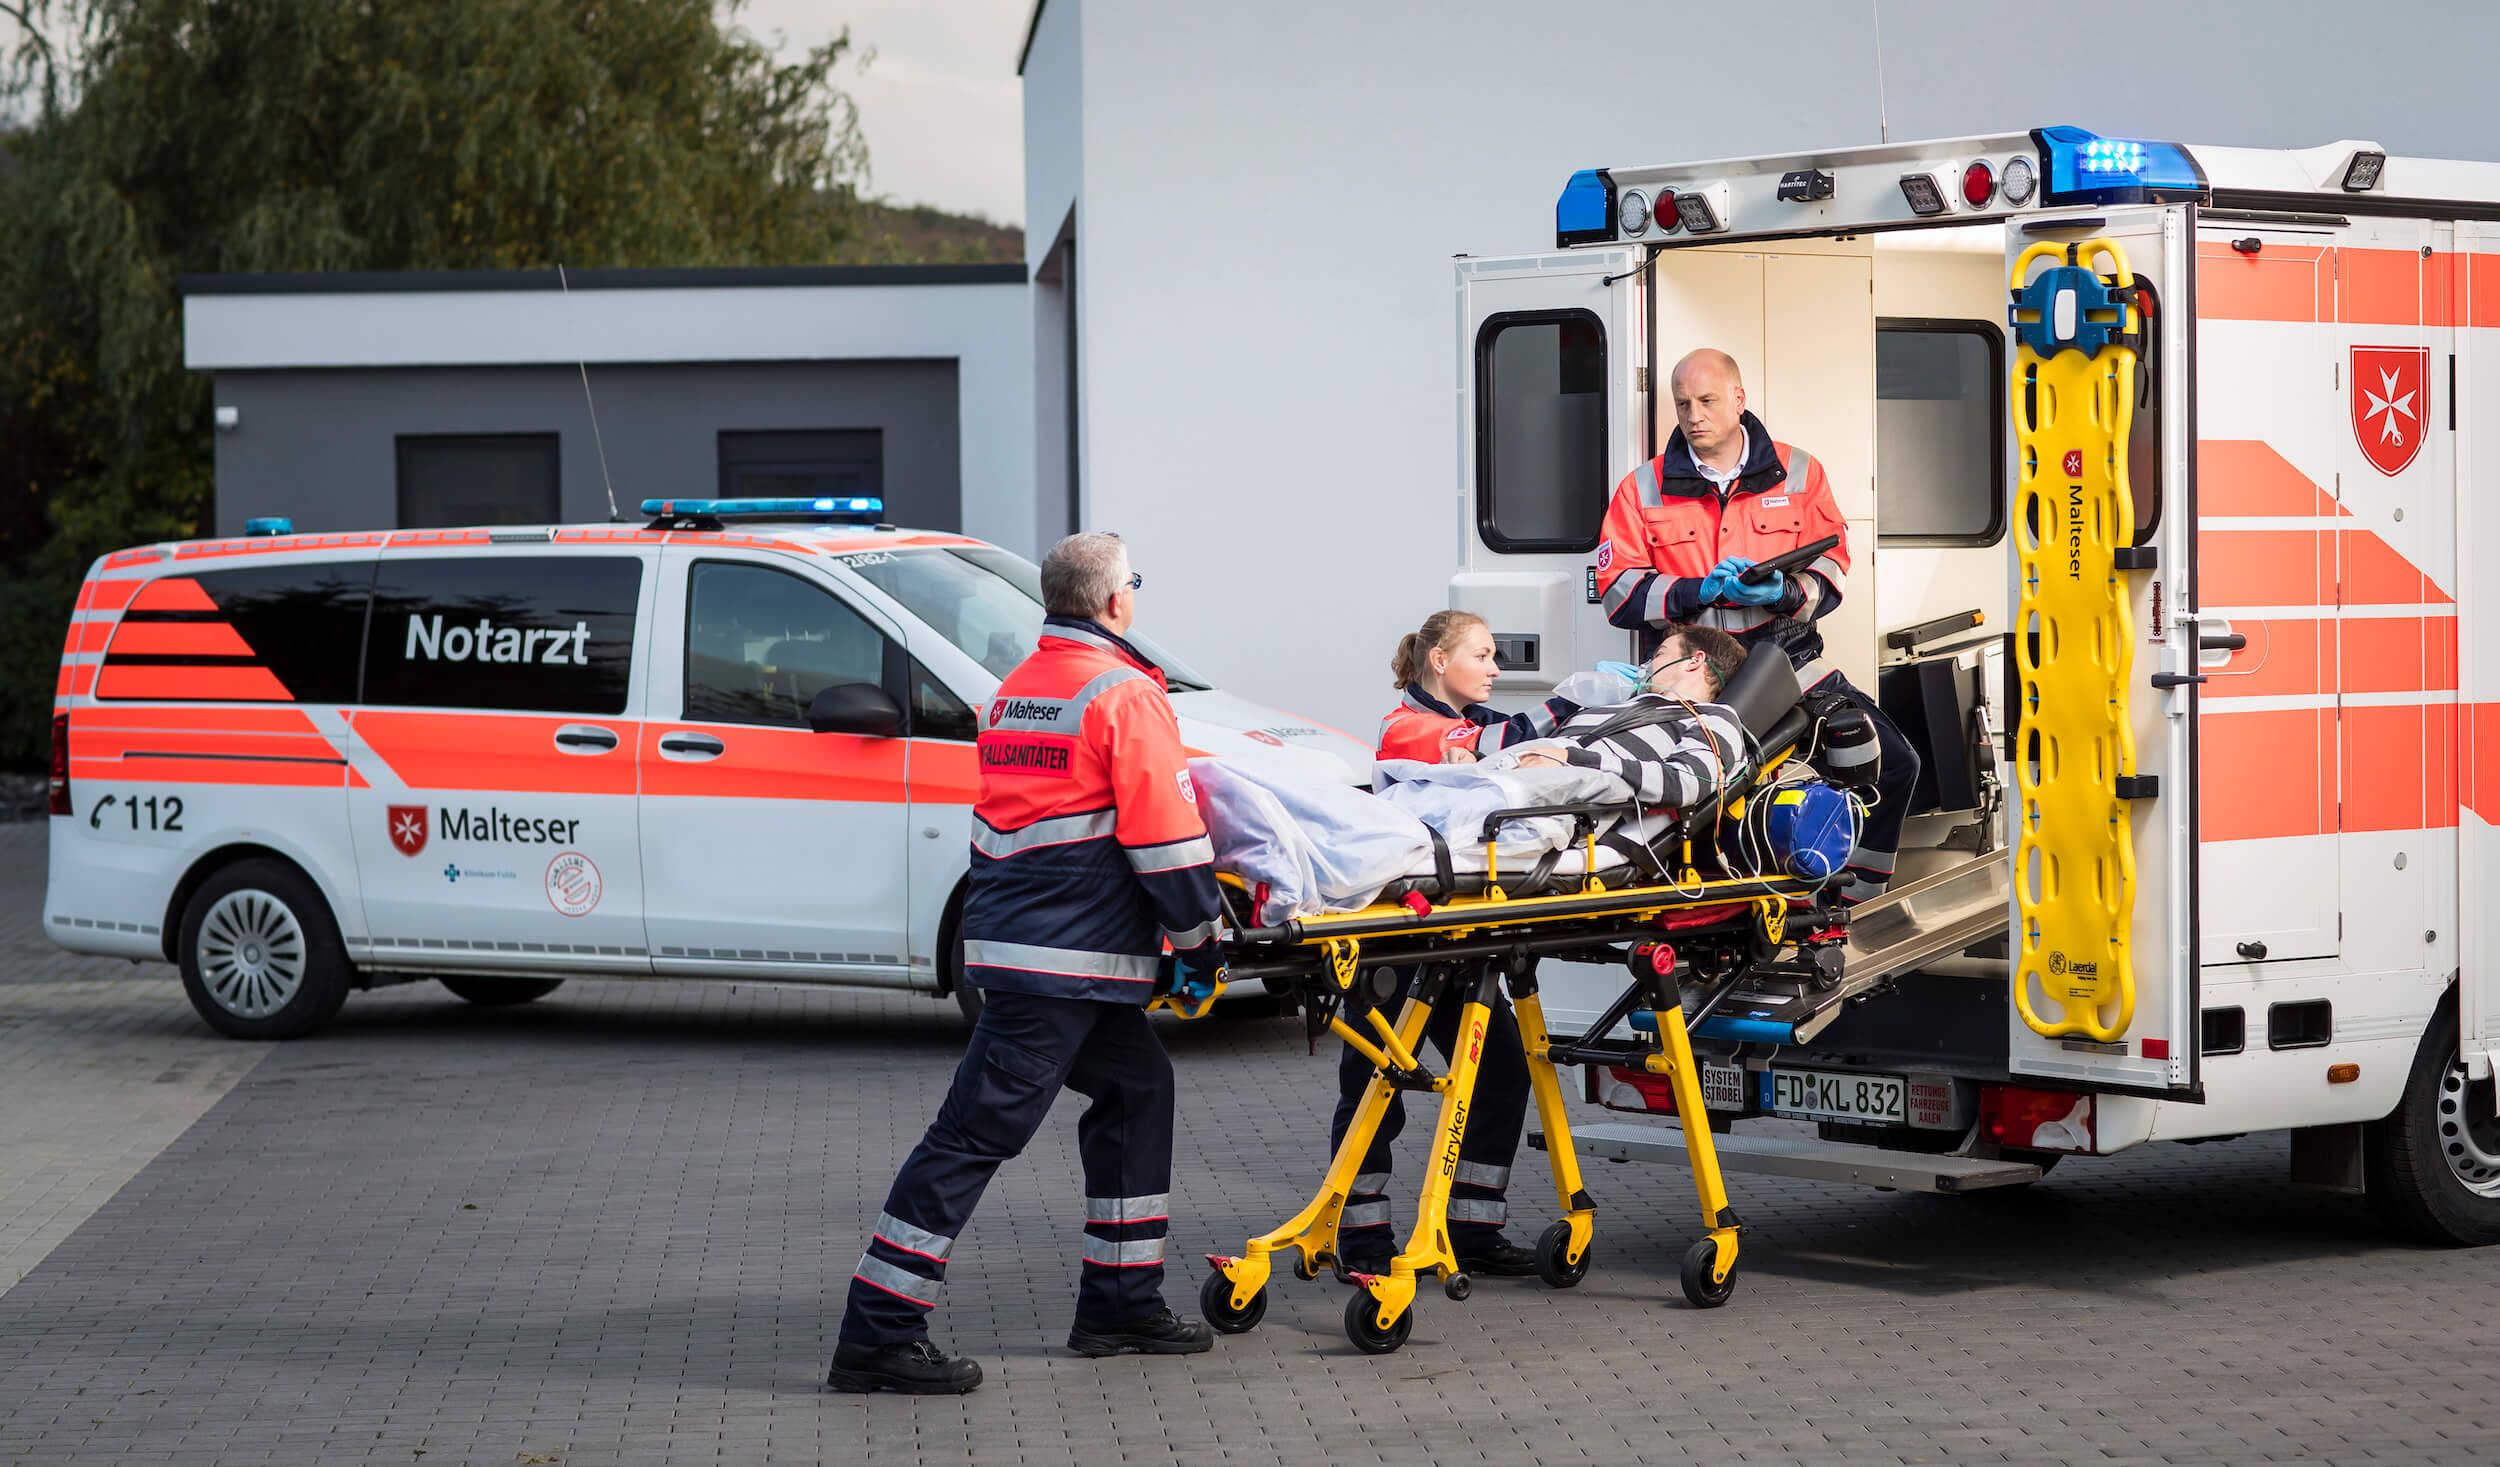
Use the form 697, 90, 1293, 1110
1193, 627, 1763, 924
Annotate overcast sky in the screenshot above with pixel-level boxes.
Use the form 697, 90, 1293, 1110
738, 0, 1029, 226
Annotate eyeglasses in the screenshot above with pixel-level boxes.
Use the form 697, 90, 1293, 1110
1123, 571, 1144, 592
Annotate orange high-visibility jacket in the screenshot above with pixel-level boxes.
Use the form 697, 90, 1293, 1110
1374, 685, 1575, 762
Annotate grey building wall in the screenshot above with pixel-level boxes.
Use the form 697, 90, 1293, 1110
209, 360, 961, 537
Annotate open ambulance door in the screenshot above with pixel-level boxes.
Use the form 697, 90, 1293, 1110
1453, 248, 1646, 692
2003, 204, 2203, 1099
2461, 220, 2500, 1086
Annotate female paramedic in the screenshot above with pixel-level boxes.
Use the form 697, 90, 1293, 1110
1329, 610, 1581, 1276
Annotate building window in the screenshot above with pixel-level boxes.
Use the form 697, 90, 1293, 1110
1876, 321, 2006, 546
682, 561, 891, 729
395, 434, 561, 529
1476, 310, 1608, 553
717, 430, 883, 504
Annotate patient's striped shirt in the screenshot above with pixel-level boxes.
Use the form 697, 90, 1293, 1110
1550, 697, 1745, 809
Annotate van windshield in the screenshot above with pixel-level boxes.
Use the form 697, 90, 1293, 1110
838, 545, 1211, 690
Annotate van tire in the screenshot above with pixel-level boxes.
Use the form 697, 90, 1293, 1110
439, 977, 565, 1006
177, 858, 352, 1040
2363, 997, 2500, 1247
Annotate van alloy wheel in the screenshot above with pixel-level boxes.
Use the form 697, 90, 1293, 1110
197, 889, 307, 1019
2435, 1058, 2500, 1198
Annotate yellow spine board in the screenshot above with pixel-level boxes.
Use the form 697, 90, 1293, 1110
2010, 239, 2139, 1043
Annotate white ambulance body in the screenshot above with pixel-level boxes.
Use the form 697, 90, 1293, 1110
1456, 126, 2500, 1242
44, 504, 1366, 1037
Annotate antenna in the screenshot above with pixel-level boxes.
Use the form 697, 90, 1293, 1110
558, 263, 622, 522
1869, 0, 1891, 144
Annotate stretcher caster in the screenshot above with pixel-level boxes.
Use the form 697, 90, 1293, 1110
1535, 1219, 1590, 1288
1200, 1270, 1267, 1334
1344, 1291, 1413, 1355
1679, 1237, 1737, 1309
1293, 1252, 1324, 1281
1442, 1273, 1472, 1302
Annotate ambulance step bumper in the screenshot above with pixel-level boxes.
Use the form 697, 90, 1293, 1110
1540, 1122, 2045, 1194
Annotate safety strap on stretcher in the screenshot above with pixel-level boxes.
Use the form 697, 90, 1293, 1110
2006, 238, 2147, 1043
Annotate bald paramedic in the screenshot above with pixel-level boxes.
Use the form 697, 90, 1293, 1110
1591, 348, 1919, 902
828, 531, 1224, 1395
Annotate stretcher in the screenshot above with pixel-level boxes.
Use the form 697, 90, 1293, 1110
1176, 646, 1862, 1353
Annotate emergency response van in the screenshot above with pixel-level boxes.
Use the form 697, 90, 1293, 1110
43, 500, 1365, 1039
1457, 126, 2500, 1244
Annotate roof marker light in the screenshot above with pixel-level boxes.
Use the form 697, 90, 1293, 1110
1619, 189, 1651, 235
1961, 159, 1996, 209
2001, 154, 2037, 206
2341, 149, 2386, 192
1676, 182, 1732, 235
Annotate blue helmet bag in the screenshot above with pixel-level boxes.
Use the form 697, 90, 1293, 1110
1763, 782, 1856, 883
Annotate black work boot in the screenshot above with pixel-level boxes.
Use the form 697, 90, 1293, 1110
1066, 1307, 1215, 1357
826, 1338, 983, 1394
1454, 1233, 1540, 1277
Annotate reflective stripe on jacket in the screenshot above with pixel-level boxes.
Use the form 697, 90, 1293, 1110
1592, 411, 1851, 657
963, 617, 1224, 1004
1374, 685, 1576, 762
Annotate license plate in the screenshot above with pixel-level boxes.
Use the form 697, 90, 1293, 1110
1763, 1066, 1907, 1124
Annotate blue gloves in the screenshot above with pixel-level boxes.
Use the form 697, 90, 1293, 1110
1173, 949, 1228, 1003
1594, 660, 1651, 697
1722, 568, 1787, 607
1693, 558, 1745, 606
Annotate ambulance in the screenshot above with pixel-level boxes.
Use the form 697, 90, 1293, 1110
43, 500, 1367, 1039
1455, 125, 2500, 1244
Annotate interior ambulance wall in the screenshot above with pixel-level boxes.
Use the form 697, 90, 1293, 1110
1037, 0, 2500, 736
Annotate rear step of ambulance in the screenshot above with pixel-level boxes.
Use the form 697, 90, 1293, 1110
1536, 1124, 2045, 1194
1685, 849, 2010, 1047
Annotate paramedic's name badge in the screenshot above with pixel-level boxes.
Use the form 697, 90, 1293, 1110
1175, 769, 1197, 804
1446, 726, 1474, 742
1760, 495, 1790, 508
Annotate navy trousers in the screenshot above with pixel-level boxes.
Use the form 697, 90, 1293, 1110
839, 989, 1176, 1346
1329, 970, 1530, 1262
1807, 670, 1920, 902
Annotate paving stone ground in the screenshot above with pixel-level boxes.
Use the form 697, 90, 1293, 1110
3, 821, 2498, 1465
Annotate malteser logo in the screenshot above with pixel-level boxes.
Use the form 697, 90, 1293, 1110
405, 613, 589, 666
388, 805, 429, 857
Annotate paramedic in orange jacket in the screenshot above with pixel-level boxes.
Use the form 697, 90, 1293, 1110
830, 532, 1223, 1395
1375, 609, 1578, 764
1592, 348, 1919, 901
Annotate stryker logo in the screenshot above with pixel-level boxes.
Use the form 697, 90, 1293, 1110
439, 806, 582, 845
405, 614, 590, 665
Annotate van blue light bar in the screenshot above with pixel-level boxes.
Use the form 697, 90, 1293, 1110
1555, 168, 1618, 247
2031, 125, 2206, 206
640, 497, 884, 522
244, 517, 293, 536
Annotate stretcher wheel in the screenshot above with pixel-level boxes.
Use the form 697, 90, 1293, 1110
1442, 1273, 1472, 1302
1535, 1220, 1590, 1288
1679, 1238, 1737, 1309
1199, 1270, 1267, 1334
1343, 1291, 1413, 1354
1293, 1252, 1323, 1281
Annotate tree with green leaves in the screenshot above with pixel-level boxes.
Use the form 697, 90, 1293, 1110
0, 0, 879, 767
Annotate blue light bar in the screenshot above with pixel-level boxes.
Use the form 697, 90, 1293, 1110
244, 517, 293, 536
2032, 125, 2206, 206
640, 496, 885, 522
1555, 168, 1617, 247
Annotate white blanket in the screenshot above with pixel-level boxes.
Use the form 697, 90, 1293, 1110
1190, 754, 1634, 926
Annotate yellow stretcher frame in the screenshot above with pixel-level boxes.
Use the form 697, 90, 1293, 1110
2008, 237, 2143, 1043
1194, 869, 1808, 1353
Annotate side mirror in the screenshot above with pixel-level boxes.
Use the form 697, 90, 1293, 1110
806, 681, 904, 738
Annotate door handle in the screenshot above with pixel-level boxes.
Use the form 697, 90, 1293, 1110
554, 724, 619, 753
657, 731, 727, 761
2200, 632, 2247, 652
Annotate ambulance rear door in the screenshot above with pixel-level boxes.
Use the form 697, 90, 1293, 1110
1454, 246, 1645, 694
2003, 203, 2203, 1098
2458, 217, 2500, 1084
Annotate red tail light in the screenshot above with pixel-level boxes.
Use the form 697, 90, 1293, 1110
1603, 1066, 1680, 1114
1961, 159, 1997, 209
48, 712, 71, 816
1978, 1083, 2093, 1152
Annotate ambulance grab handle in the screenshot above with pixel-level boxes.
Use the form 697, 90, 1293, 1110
554, 725, 620, 752
2199, 632, 2247, 652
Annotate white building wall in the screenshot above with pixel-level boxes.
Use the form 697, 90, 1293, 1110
1030, 0, 2500, 735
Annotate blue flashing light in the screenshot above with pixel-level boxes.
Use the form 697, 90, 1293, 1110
639, 496, 885, 522
1555, 168, 1616, 246
2032, 125, 2206, 206
243, 517, 293, 536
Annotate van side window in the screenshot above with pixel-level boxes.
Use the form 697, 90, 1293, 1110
1476, 309, 1608, 553
363, 556, 641, 714
906, 655, 978, 741
100, 561, 373, 704
1876, 320, 2006, 546
683, 561, 889, 728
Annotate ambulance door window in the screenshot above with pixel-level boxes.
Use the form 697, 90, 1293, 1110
1476, 309, 1608, 552
1875, 320, 2005, 546
904, 656, 978, 741
682, 562, 889, 727
364, 556, 641, 713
